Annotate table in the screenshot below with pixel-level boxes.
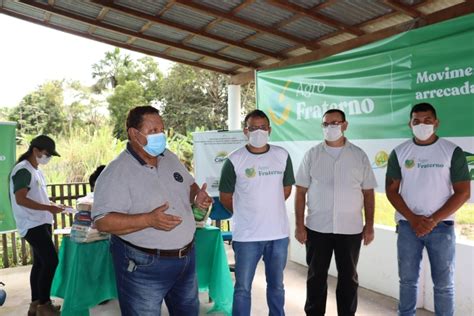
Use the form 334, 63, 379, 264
195, 226, 234, 315
50, 237, 117, 316
51, 226, 234, 315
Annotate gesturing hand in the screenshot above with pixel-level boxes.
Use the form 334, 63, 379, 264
146, 202, 182, 231
194, 183, 212, 210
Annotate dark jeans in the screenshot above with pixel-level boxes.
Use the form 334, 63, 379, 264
305, 228, 362, 316
24, 224, 58, 304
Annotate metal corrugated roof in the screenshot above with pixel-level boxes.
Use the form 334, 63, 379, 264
320, 1, 394, 26
143, 23, 189, 42
161, 4, 215, 30
280, 16, 338, 41
235, 1, 294, 27
0, 0, 471, 79
102, 9, 148, 32
115, 0, 167, 15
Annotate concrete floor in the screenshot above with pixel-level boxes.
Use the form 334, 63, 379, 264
0, 244, 434, 316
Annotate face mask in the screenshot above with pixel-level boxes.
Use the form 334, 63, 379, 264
36, 154, 51, 165
323, 125, 343, 142
412, 124, 434, 141
248, 130, 269, 148
141, 132, 166, 157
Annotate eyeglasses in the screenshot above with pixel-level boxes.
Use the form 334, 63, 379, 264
321, 121, 345, 128
247, 125, 269, 132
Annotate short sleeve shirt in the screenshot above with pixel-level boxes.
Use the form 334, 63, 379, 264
296, 141, 377, 234
219, 145, 295, 242
386, 137, 470, 221
92, 145, 195, 249
9, 160, 53, 237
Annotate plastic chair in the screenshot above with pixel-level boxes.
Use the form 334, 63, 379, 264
209, 197, 232, 243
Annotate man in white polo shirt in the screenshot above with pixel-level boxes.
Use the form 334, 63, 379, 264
219, 109, 295, 316
295, 109, 376, 316
386, 102, 470, 316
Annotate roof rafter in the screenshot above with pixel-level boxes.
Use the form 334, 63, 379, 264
90, 0, 283, 61
174, 0, 319, 50
383, 0, 425, 18
18, 0, 255, 69
0, 7, 233, 75
267, 0, 365, 36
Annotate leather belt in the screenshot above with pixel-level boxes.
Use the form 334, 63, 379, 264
119, 237, 194, 258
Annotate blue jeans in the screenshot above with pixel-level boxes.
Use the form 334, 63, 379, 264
110, 235, 199, 316
232, 237, 289, 316
397, 220, 455, 316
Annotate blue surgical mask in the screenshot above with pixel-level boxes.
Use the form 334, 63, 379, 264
140, 132, 166, 157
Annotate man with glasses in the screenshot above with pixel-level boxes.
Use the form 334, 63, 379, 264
92, 105, 212, 315
219, 109, 295, 316
295, 109, 376, 316
386, 103, 470, 316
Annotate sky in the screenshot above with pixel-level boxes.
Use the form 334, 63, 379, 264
0, 14, 174, 108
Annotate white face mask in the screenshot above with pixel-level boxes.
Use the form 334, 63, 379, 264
323, 125, 343, 142
412, 123, 434, 141
248, 130, 269, 148
36, 154, 51, 165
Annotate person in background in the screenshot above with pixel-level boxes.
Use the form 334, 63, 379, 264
386, 102, 470, 316
92, 106, 212, 315
295, 109, 377, 316
89, 165, 105, 193
9, 135, 64, 316
219, 109, 295, 316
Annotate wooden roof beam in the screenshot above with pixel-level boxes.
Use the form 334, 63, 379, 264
91, 0, 283, 60
174, 0, 319, 50
267, 0, 364, 36
19, 0, 256, 69
0, 7, 234, 75
383, 0, 425, 18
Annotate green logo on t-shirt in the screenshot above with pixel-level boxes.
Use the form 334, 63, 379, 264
245, 167, 256, 178
405, 159, 415, 169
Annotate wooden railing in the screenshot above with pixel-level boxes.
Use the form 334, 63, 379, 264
0, 182, 89, 268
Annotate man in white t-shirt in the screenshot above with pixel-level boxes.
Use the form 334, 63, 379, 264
295, 109, 377, 316
219, 109, 295, 316
386, 103, 470, 316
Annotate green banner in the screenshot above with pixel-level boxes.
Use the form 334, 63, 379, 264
0, 122, 17, 232
257, 13, 474, 142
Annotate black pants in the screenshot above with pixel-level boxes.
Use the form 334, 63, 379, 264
305, 229, 362, 316
24, 224, 58, 304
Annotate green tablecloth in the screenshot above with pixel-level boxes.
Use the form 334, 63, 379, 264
51, 226, 233, 315
195, 226, 234, 315
51, 237, 117, 316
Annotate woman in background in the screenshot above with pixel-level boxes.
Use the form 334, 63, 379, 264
9, 135, 64, 316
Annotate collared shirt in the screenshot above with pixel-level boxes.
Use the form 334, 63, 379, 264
296, 140, 377, 234
92, 143, 195, 249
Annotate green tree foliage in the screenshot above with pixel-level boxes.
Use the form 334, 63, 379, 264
160, 64, 228, 134
107, 81, 147, 140
65, 80, 108, 133
8, 80, 66, 136
91, 47, 135, 92
93, 50, 164, 139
